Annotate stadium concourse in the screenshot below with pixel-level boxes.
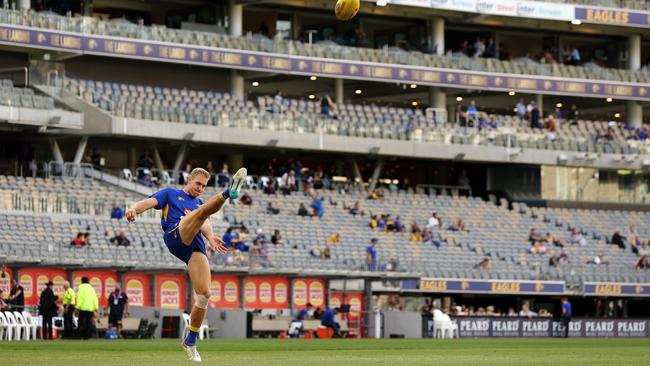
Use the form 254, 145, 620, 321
3, 0, 650, 359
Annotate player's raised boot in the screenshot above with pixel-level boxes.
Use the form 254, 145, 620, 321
228, 167, 247, 199
182, 341, 202, 362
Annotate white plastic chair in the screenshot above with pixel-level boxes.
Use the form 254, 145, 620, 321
14, 312, 30, 340
4, 312, 21, 340
199, 320, 209, 340
181, 313, 191, 339
0, 312, 8, 340
22, 312, 39, 340
122, 168, 133, 181
432, 309, 453, 339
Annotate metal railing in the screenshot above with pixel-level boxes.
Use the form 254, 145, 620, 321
416, 184, 473, 197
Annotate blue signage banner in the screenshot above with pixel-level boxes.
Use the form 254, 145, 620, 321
575, 7, 650, 28
0, 24, 649, 102
417, 278, 565, 295
583, 282, 650, 297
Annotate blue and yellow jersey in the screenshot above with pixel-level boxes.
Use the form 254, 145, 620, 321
150, 188, 203, 232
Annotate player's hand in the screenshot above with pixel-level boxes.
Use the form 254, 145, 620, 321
210, 236, 228, 254
125, 208, 137, 222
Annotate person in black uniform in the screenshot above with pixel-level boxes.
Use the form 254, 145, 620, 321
8, 279, 24, 311
107, 284, 129, 338
39, 281, 58, 340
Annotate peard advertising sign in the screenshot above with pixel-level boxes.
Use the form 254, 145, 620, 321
292, 278, 327, 310
0, 267, 12, 300
451, 318, 650, 337
21, 267, 68, 305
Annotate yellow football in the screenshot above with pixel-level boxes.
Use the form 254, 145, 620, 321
335, 0, 360, 21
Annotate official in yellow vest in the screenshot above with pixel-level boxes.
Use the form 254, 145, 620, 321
76, 277, 98, 340
62, 281, 76, 339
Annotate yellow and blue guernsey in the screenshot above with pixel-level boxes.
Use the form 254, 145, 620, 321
151, 188, 205, 263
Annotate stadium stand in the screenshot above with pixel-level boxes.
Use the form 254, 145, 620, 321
54, 76, 650, 156
1, 174, 647, 288
1, 8, 649, 84
0, 79, 55, 110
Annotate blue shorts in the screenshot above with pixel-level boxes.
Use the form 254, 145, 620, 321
163, 224, 207, 264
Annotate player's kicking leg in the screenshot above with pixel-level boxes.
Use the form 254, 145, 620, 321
178, 167, 247, 245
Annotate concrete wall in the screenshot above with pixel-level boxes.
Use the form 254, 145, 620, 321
207, 308, 248, 339
382, 311, 422, 338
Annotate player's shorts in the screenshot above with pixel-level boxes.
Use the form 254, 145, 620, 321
109, 314, 123, 326
163, 223, 207, 264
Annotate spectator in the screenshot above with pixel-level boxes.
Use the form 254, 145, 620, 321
0, 289, 8, 311
546, 115, 557, 140
321, 307, 340, 337
320, 247, 331, 259
369, 215, 378, 229
366, 238, 378, 271
106, 284, 129, 338
39, 281, 58, 340
421, 227, 434, 243
297, 203, 309, 217
559, 251, 571, 265
474, 257, 491, 271
546, 232, 564, 248
377, 215, 387, 230
368, 187, 385, 202
386, 256, 399, 271
320, 94, 337, 118
473, 37, 485, 57
505, 307, 517, 317
569, 228, 588, 246
611, 230, 627, 249
636, 255, 649, 270
222, 227, 234, 249
410, 224, 422, 242
428, 213, 442, 228
83, 232, 92, 247
484, 37, 496, 58
519, 302, 537, 318
311, 195, 325, 218
255, 228, 267, 246
344, 201, 362, 216
296, 303, 313, 321
530, 101, 540, 128
549, 254, 560, 267
76, 276, 99, 340
328, 233, 340, 244
62, 281, 76, 339
272, 90, 284, 114
252, 240, 272, 268
590, 253, 609, 265
110, 203, 124, 220
281, 170, 297, 195
466, 100, 478, 121
568, 104, 578, 125
239, 192, 253, 205
271, 229, 283, 245
110, 229, 131, 247
564, 47, 581, 65
529, 229, 544, 245
392, 216, 404, 232
8, 279, 24, 311
266, 202, 280, 215
515, 98, 526, 121
448, 219, 466, 232
71, 232, 85, 247
137, 149, 154, 171
217, 163, 230, 187
90, 148, 104, 170
561, 297, 572, 338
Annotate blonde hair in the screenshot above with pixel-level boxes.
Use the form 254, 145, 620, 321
189, 168, 210, 180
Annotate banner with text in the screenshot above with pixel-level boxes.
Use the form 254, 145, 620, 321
123, 273, 151, 307
243, 277, 289, 309
452, 317, 649, 337
418, 278, 565, 295
20, 267, 68, 305
209, 275, 240, 309
73, 270, 118, 307
156, 274, 187, 310
0, 267, 13, 300
583, 282, 650, 297
292, 278, 326, 310
574, 6, 650, 29
0, 24, 648, 101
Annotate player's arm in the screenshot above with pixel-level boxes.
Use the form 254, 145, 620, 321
125, 197, 158, 222
200, 219, 227, 253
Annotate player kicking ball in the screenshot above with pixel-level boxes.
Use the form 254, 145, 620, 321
126, 167, 247, 362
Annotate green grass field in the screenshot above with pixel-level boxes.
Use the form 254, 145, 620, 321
4, 338, 650, 366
